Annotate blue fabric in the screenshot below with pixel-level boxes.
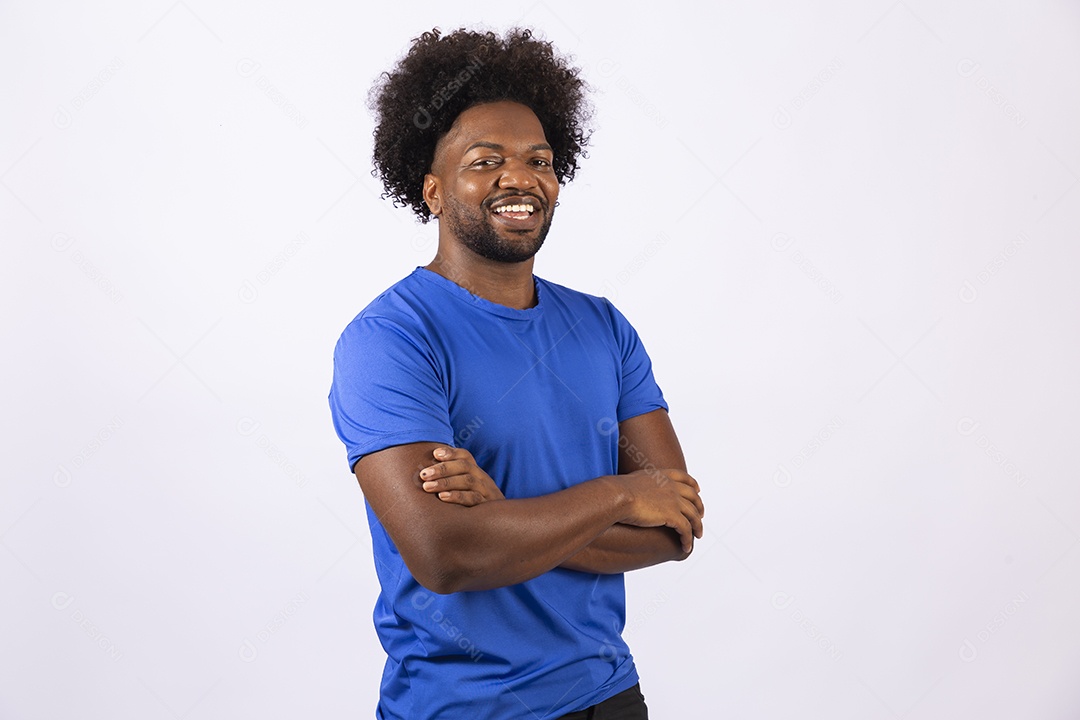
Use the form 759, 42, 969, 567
328, 267, 668, 719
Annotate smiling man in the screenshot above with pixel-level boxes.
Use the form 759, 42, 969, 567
329, 27, 704, 719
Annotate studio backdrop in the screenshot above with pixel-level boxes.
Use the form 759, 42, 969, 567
3, 1, 1079, 718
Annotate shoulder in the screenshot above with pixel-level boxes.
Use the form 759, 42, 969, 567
536, 275, 618, 319
334, 270, 436, 357
536, 276, 639, 335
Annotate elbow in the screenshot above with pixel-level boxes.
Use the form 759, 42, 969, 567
395, 516, 504, 593
404, 547, 476, 595
415, 576, 458, 595
414, 566, 465, 595
415, 559, 504, 594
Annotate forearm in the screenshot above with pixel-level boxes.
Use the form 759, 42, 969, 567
417, 476, 631, 593
555, 408, 700, 574
364, 439, 701, 595
559, 524, 688, 574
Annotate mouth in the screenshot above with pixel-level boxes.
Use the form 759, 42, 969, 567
488, 196, 544, 230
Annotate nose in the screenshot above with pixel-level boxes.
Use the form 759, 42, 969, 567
497, 157, 539, 190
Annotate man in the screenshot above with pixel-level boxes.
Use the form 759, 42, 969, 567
329, 27, 704, 719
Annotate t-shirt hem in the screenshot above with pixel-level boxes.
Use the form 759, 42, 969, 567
347, 431, 455, 472
616, 400, 670, 424
556, 665, 641, 718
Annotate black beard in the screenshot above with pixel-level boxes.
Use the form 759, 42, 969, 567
441, 196, 553, 263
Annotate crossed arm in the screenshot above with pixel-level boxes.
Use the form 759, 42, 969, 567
556, 408, 694, 574
352, 408, 704, 594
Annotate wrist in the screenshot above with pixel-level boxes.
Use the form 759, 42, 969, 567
595, 475, 634, 522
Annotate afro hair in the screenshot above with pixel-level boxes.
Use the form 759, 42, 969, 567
369, 27, 593, 222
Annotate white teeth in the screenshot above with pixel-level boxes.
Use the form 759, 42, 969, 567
494, 203, 535, 214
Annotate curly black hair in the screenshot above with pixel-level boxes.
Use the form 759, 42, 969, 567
369, 27, 593, 222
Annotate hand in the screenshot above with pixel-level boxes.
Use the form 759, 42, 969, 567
615, 469, 704, 553
419, 446, 505, 507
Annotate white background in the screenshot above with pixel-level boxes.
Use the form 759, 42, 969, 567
3, 1, 1079, 718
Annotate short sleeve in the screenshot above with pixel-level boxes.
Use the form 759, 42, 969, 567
604, 300, 669, 422
328, 315, 455, 472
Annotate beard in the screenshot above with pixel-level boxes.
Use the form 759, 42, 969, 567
440, 195, 554, 263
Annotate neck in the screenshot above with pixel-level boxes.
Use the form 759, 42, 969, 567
425, 241, 538, 310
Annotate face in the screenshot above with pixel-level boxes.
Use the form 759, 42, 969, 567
424, 101, 560, 264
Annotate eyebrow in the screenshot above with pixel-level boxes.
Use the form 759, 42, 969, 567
464, 141, 553, 153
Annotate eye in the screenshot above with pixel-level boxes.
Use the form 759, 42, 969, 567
531, 158, 552, 168
470, 158, 501, 167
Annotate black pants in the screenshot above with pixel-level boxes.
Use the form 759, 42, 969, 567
556, 683, 648, 719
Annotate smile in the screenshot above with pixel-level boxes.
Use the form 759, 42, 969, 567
488, 196, 545, 229
492, 203, 536, 219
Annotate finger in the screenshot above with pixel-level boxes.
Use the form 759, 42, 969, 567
418, 462, 440, 481
670, 516, 694, 554
676, 482, 704, 517
445, 473, 505, 501
672, 471, 699, 493
422, 472, 468, 493
433, 446, 472, 463
423, 473, 492, 499
683, 498, 704, 538
421, 459, 471, 482
434, 490, 486, 507
679, 496, 703, 537
691, 490, 704, 518
686, 474, 701, 494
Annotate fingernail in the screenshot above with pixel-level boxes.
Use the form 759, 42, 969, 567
423, 481, 437, 491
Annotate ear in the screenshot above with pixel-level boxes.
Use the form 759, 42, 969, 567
422, 173, 442, 217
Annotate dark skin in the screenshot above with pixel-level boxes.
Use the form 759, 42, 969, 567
421, 100, 558, 309
420, 407, 696, 574
353, 101, 704, 594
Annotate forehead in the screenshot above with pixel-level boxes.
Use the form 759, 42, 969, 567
437, 101, 549, 157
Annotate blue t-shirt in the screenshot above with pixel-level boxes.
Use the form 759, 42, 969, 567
328, 267, 668, 719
